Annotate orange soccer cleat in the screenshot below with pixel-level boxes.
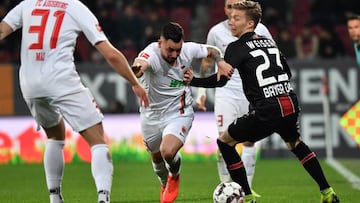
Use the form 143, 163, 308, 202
160, 185, 165, 203
162, 175, 180, 203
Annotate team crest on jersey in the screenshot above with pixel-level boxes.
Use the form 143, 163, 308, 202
181, 126, 187, 135
140, 52, 150, 59
179, 126, 186, 137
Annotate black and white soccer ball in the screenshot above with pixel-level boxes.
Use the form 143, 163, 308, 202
213, 182, 245, 203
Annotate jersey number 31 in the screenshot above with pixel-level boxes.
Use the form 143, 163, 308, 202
29, 9, 65, 50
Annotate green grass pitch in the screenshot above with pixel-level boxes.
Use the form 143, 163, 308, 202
0, 159, 359, 202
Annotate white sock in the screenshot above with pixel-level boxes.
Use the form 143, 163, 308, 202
44, 140, 65, 191
241, 145, 257, 187
217, 150, 231, 182
152, 160, 168, 186
165, 153, 181, 177
91, 144, 113, 193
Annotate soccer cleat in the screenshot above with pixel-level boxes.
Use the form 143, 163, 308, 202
160, 185, 165, 203
162, 174, 180, 203
251, 189, 261, 198
49, 187, 64, 203
98, 190, 110, 203
49, 194, 64, 203
320, 187, 340, 203
244, 194, 256, 203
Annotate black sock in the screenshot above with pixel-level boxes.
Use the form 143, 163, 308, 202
291, 141, 330, 190
217, 139, 251, 195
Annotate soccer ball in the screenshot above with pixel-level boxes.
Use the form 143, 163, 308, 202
213, 182, 245, 203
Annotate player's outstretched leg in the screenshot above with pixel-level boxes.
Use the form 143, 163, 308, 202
163, 153, 181, 203
151, 160, 168, 202
216, 139, 254, 199
91, 144, 113, 203
291, 141, 339, 203
44, 140, 65, 203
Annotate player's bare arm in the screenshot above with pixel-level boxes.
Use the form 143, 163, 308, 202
195, 46, 233, 111
95, 40, 139, 86
0, 21, 13, 40
131, 59, 149, 78
95, 40, 149, 107
196, 55, 215, 111
205, 45, 234, 80
200, 57, 214, 77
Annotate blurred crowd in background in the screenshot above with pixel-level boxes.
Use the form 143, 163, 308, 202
0, 0, 359, 64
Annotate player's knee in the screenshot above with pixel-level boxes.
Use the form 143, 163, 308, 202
160, 148, 177, 161
243, 141, 254, 147
218, 131, 237, 146
285, 138, 301, 150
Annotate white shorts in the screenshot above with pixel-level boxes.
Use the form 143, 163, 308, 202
24, 88, 103, 132
140, 112, 194, 153
214, 97, 249, 132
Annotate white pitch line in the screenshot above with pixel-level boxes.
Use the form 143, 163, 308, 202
326, 158, 360, 190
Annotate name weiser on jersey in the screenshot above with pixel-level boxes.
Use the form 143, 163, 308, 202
246, 38, 276, 49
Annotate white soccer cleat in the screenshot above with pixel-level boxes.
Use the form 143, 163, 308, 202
49, 187, 64, 203
98, 190, 110, 203
50, 194, 64, 203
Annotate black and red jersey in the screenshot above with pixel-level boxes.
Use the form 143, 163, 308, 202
224, 32, 300, 121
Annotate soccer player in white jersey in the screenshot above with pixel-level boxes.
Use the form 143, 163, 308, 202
0, 1, 149, 203
131, 22, 233, 203
196, 0, 274, 196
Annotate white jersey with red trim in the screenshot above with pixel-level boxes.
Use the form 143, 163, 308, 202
3, 0, 107, 98
137, 42, 208, 117
207, 20, 273, 100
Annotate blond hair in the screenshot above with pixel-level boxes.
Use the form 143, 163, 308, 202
232, 0, 262, 26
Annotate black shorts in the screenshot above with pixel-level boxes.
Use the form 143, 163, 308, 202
227, 111, 301, 143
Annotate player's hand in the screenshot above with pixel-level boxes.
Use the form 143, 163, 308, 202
132, 84, 149, 107
183, 67, 194, 86
131, 63, 144, 78
196, 88, 207, 111
217, 60, 234, 80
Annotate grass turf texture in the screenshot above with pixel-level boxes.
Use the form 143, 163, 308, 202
0, 159, 359, 203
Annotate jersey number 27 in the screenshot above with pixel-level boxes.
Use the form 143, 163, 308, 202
250, 48, 288, 87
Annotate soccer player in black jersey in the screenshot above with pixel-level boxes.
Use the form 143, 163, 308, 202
190, 1, 339, 203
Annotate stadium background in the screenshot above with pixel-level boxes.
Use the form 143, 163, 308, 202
0, 0, 360, 164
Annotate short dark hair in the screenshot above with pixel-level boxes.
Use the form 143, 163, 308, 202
161, 22, 184, 43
